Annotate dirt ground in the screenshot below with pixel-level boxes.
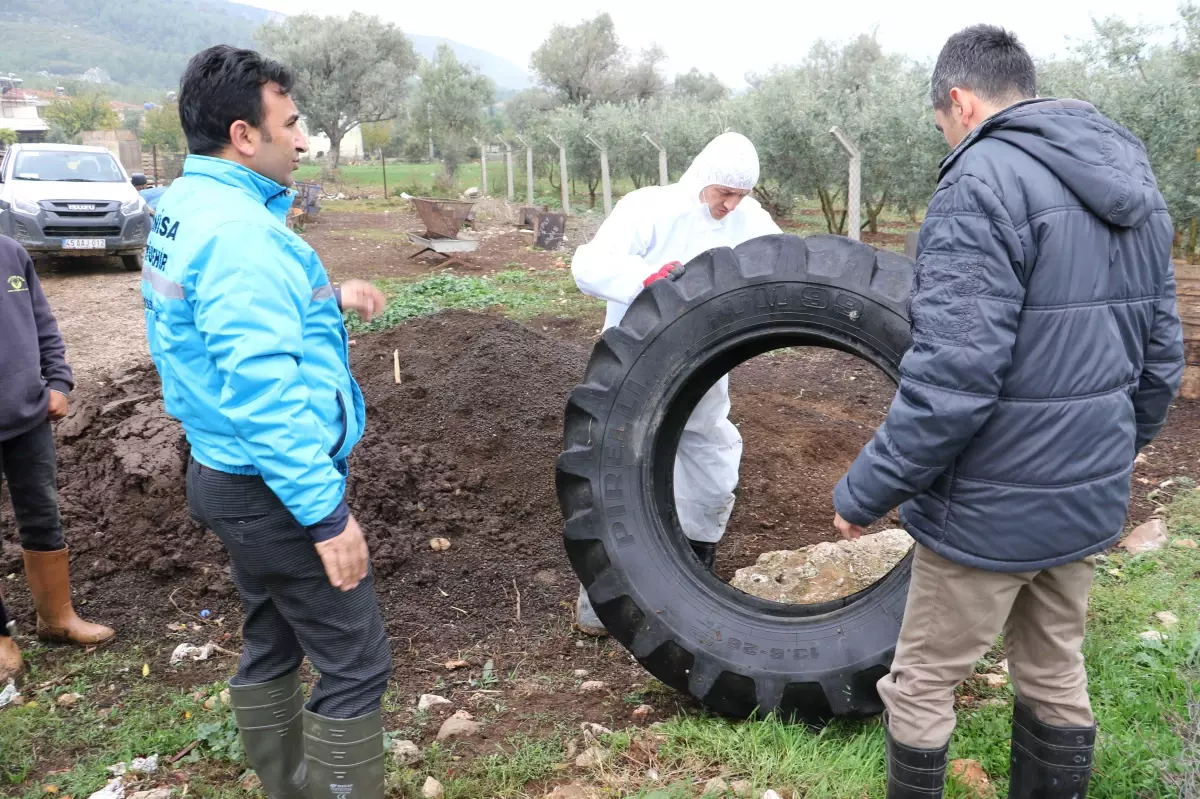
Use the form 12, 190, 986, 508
6, 205, 1198, 774
301, 199, 602, 280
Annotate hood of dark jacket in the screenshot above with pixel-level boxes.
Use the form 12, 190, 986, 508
941, 98, 1158, 229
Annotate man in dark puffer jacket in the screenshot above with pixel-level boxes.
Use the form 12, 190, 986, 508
832, 26, 1184, 799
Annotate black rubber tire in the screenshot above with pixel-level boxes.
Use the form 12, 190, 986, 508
121, 253, 143, 272
556, 233, 917, 721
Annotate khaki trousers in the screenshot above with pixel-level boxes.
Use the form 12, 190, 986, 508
878, 544, 1096, 748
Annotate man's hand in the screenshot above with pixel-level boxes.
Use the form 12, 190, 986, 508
834, 512, 868, 541
643, 261, 683, 288
47, 390, 69, 421
339, 280, 387, 322
315, 514, 369, 591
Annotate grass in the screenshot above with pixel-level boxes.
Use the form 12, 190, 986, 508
294, 161, 619, 211
0, 652, 245, 798
343, 270, 602, 335
7, 487, 1198, 797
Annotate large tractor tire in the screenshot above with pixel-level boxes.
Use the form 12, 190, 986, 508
556, 233, 917, 720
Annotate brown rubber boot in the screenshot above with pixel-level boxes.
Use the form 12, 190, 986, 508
0, 634, 22, 683
0, 589, 22, 682
23, 548, 115, 646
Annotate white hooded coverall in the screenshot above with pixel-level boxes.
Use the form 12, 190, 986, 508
571, 132, 781, 546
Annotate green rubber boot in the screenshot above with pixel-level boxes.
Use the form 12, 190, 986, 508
227, 672, 307, 799
303, 707, 386, 799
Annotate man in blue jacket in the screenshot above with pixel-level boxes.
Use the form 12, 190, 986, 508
143, 46, 390, 799
833, 26, 1184, 798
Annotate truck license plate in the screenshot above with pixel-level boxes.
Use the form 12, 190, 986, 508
62, 238, 106, 250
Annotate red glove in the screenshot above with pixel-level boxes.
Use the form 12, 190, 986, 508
643, 261, 683, 288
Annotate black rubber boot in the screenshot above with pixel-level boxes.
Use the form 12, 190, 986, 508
303, 707, 386, 799
1009, 701, 1095, 798
227, 671, 307, 799
689, 540, 717, 570
885, 721, 947, 798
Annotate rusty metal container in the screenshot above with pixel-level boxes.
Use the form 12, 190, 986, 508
1178, 263, 1200, 400
412, 197, 476, 239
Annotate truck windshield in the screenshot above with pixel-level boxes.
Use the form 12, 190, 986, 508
12, 151, 125, 183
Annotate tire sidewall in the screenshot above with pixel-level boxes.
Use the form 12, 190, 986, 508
584, 273, 912, 709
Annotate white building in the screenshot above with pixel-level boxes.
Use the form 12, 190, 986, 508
299, 119, 364, 162
0, 78, 49, 142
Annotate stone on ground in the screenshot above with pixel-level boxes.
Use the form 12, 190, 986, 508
391, 739, 421, 766
950, 759, 995, 797
418, 694, 451, 712
1120, 519, 1168, 554
436, 711, 481, 741
731, 529, 912, 603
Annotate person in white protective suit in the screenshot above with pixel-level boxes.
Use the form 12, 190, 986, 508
569, 131, 781, 635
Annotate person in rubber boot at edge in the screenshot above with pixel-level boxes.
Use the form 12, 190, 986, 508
570, 132, 781, 635
0, 234, 116, 684
142, 46, 392, 799
830, 26, 1184, 799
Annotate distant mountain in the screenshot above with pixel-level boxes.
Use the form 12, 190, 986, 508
0, 0, 277, 89
0, 0, 533, 95
408, 34, 532, 92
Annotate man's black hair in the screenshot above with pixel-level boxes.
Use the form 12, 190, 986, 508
931, 25, 1036, 111
178, 45, 295, 156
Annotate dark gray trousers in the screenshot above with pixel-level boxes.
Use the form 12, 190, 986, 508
186, 458, 392, 719
1, 421, 66, 552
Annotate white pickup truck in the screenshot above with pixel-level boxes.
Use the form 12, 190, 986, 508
0, 143, 151, 271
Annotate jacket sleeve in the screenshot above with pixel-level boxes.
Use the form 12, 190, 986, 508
834, 175, 1026, 526
571, 194, 660, 305
191, 222, 349, 542
1132, 261, 1185, 451
23, 247, 73, 395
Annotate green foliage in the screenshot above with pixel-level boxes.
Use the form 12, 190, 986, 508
0, 128, 17, 147
43, 92, 121, 141
416, 44, 495, 180
0, 0, 267, 89
673, 68, 731, 102
359, 122, 393, 158
195, 714, 244, 763
1041, 11, 1200, 254
740, 33, 944, 229
257, 12, 417, 168
529, 12, 666, 106
343, 271, 601, 333
139, 103, 184, 153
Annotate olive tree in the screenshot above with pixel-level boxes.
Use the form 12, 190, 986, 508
743, 35, 942, 232
1042, 10, 1200, 259
417, 44, 495, 186
257, 12, 417, 168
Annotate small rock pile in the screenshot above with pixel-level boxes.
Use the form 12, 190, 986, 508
730, 529, 913, 603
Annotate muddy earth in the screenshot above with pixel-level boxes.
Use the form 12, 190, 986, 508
4, 213, 1197, 762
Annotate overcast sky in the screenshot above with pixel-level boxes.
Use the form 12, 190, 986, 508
241, 0, 1184, 88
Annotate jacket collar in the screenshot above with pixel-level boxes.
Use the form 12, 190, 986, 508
182, 155, 294, 221
938, 98, 1054, 178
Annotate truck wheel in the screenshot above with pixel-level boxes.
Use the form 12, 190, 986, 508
556, 233, 916, 720
122, 253, 143, 272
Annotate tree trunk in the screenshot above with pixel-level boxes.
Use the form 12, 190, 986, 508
818, 188, 847, 235
548, 164, 560, 192
631, 173, 643, 190
329, 128, 343, 169
1190, 217, 1198, 265
588, 177, 599, 209
865, 192, 888, 234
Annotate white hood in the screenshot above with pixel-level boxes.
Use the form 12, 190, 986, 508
679, 132, 761, 193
